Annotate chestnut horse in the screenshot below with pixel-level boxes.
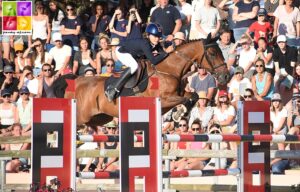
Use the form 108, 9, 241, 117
54, 39, 229, 126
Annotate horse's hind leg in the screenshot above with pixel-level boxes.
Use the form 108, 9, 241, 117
160, 95, 188, 113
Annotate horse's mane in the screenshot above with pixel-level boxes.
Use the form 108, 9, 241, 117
175, 39, 203, 49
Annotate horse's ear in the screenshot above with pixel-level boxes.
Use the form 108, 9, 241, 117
205, 33, 212, 44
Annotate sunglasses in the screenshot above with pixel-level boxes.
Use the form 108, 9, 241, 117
20, 93, 29, 95
4, 72, 13, 74
241, 42, 248, 45
272, 100, 281, 102
106, 64, 114, 67
244, 95, 252, 98
192, 128, 200, 131
297, 100, 300, 103
16, 51, 23, 54
2, 95, 11, 98
43, 69, 51, 72
197, 66, 204, 69
35, 44, 42, 48
66, 8, 74, 11
107, 127, 117, 130
255, 65, 264, 68
179, 124, 187, 127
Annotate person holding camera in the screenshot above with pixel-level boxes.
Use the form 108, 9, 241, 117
126, 6, 143, 40
108, 6, 128, 44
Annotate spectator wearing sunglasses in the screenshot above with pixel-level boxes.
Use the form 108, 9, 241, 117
0, 65, 19, 102
100, 59, 115, 77
16, 86, 32, 135
13, 43, 30, 76
243, 88, 255, 101
37, 64, 57, 98
0, 89, 18, 133
251, 59, 274, 101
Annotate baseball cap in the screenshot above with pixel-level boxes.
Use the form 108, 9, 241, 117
1, 89, 12, 97
174, 32, 185, 41
14, 43, 24, 52
52, 32, 62, 42
258, 8, 267, 16
4, 65, 14, 73
19, 86, 30, 94
218, 90, 228, 97
277, 35, 287, 43
84, 67, 96, 74
271, 93, 282, 101
234, 66, 244, 74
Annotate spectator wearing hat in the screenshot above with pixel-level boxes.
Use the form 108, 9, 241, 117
252, 59, 274, 101
60, 2, 82, 51
13, 43, 31, 76
228, 66, 252, 103
0, 65, 19, 102
273, 0, 300, 48
84, 67, 96, 77
189, 91, 214, 130
48, 32, 72, 75
186, 64, 216, 101
16, 86, 32, 135
73, 37, 97, 76
96, 120, 119, 172
173, 32, 186, 46
18, 66, 39, 97
0, 89, 18, 131
246, 8, 273, 45
217, 29, 236, 72
96, 36, 119, 75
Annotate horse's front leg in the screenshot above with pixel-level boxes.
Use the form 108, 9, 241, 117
160, 95, 189, 114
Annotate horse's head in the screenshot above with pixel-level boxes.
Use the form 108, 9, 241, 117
198, 34, 230, 85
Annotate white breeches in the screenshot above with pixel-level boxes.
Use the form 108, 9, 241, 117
115, 47, 138, 74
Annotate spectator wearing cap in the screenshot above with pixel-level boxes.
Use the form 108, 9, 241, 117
252, 59, 274, 101
84, 67, 96, 77
126, 5, 143, 40
60, 2, 82, 51
96, 36, 119, 75
217, 29, 236, 72
48, 32, 72, 75
189, 91, 214, 130
108, 6, 128, 44
0, 89, 18, 131
18, 66, 39, 97
73, 37, 96, 76
88, 3, 111, 50
0, 65, 20, 102
246, 8, 273, 45
96, 120, 119, 172
150, 0, 182, 41
16, 86, 32, 135
232, 0, 259, 41
23, 38, 51, 77
13, 43, 31, 76
176, 0, 192, 37
193, 0, 221, 39
186, 64, 216, 101
173, 32, 186, 46
273, 0, 300, 48
273, 35, 298, 99
228, 66, 252, 103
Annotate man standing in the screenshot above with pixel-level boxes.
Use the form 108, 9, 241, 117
150, 0, 182, 41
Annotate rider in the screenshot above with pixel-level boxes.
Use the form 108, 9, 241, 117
105, 23, 174, 102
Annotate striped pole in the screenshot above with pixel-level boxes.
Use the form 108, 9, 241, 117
77, 135, 143, 142
77, 168, 240, 179
164, 134, 300, 143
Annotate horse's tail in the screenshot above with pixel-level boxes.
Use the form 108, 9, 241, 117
52, 74, 78, 98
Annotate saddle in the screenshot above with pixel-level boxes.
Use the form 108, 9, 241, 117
104, 60, 149, 97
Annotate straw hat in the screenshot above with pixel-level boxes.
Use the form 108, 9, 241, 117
109, 38, 120, 46
197, 91, 208, 99
104, 120, 118, 127
14, 43, 24, 52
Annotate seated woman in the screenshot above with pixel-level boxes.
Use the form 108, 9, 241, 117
251, 59, 274, 101
5, 123, 30, 173
173, 119, 210, 171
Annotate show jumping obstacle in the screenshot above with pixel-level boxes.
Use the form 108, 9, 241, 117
31, 97, 278, 192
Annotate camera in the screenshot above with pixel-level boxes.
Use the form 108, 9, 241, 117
130, 10, 135, 14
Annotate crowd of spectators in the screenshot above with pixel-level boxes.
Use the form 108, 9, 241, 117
0, 0, 299, 176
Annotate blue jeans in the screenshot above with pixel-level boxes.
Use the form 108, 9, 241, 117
287, 37, 300, 49
233, 27, 248, 42
272, 159, 289, 174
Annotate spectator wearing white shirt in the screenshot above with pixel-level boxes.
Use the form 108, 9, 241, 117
176, 0, 193, 37
48, 32, 72, 75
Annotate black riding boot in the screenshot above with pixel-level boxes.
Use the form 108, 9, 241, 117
105, 68, 132, 102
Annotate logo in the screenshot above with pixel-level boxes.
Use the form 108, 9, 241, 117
2, 1, 32, 35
